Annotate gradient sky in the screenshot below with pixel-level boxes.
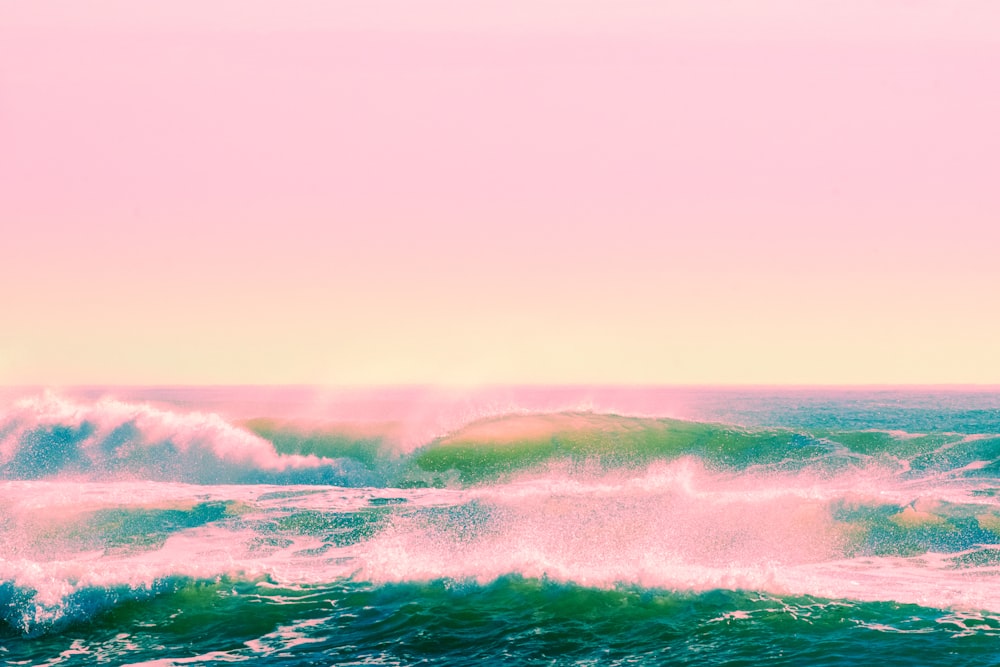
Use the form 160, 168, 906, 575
2, 1, 998, 385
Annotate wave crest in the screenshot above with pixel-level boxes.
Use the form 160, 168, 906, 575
0, 394, 368, 484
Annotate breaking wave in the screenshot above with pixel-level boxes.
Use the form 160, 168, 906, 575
3, 389, 1000, 665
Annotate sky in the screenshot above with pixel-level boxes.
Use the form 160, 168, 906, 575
1, 1, 998, 386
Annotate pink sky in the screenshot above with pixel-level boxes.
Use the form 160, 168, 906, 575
1, 1, 998, 385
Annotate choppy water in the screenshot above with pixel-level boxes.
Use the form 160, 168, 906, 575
2, 386, 1000, 665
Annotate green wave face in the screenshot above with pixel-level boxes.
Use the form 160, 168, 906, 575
6, 579, 1000, 666
245, 411, 1000, 488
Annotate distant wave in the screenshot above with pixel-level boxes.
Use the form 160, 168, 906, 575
0, 394, 374, 485
4, 394, 1000, 488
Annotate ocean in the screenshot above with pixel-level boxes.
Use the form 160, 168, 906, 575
2, 386, 1000, 665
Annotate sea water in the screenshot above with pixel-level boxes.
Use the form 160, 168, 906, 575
2, 386, 1000, 665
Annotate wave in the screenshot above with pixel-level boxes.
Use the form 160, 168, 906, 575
2, 388, 1000, 667
0, 394, 377, 485
4, 393, 1000, 487
3, 391, 1000, 641
4, 455, 1000, 635
10, 577, 1000, 666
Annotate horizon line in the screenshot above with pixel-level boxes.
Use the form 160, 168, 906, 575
3, 382, 1000, 391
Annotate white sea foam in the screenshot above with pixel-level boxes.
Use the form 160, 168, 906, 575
0, 394, 358, 484
4, 450, 1000, 635
3, 392, 1000, 635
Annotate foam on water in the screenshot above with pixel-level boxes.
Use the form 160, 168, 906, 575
357, 460, 1000, 610
0, 394, 370, 485
4, 461, 1000, 633
3, 389, 1000, 647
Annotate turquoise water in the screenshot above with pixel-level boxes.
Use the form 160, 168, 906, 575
2, 387, 1000, 665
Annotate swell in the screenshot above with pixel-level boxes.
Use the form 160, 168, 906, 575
4, 454, 1000, 635
0, 394, 377, 485
3, 394, 999, 486
3, 392, 1000, 641
5, 578, 1000, 666
264, 411, 1000, 488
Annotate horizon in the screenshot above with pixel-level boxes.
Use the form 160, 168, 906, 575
6, 382, 1000, 390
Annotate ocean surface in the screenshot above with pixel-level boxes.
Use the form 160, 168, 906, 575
3, 385, 1000, 665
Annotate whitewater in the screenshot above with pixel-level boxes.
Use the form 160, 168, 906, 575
2, 386, 1000, 665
